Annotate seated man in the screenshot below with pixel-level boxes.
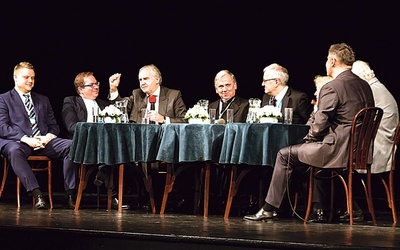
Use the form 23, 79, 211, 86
208, 70, 249, 123
62, 71, 130, 210
0, 61, 78, 210
244, 43, 374, 223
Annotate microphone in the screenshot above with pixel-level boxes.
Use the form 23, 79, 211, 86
149, 95, 156, 110
149, 95, 156, 124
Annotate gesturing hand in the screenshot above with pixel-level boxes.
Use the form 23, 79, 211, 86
109, 73, 122, 92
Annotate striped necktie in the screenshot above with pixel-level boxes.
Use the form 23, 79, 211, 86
23, 94, 40, 136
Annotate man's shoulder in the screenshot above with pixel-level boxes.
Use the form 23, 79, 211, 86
234, 95, 248, 103
63, 95, 79, 101
287, 87, 308, 98
160, 86, 182, 95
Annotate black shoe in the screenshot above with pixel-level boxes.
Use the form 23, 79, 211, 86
65, 194, 76, 210
93, 170, 108, 187
243, 208, 278, 221
340, 209, 364, 222
34, 194, 47, 210
310, 209, 328, 223
112, 198, 130, 210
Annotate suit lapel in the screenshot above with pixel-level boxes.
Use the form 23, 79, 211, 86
158, 87, 167, 115
11, 89, 29, 120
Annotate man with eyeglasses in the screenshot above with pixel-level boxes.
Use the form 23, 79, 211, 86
61, 71, 130, 210
261, 63, 312, 124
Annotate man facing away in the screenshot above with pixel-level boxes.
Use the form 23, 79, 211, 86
244, 43, 374, 223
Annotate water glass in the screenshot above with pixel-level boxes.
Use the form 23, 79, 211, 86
92, 106, 99, 122
284, 108, 293, 124
141, 108, 149, 124
209, 108, 216, 124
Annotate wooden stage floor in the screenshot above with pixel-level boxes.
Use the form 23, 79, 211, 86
0, 192, 399, 250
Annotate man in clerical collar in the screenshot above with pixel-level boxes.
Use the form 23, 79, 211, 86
209, 70, 249, 123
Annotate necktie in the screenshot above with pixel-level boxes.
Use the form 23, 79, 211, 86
23, 94, 40, 136
269, 96, 276, 107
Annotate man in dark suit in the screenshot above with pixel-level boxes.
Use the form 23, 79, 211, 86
209, 70, 249, 123
0, 61, 78, 210
108, 64, 187, 124
62, 72, 110, 139
261, 63, 312, 124
61, 71, 130, 210
244, 43, 374, 222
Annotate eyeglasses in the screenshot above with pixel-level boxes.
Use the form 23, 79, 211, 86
83, 82, 100, 88
263, 78, 276, 84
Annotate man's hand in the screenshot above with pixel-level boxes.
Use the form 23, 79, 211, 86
147, 111, 166, 124
35, 133, 56, 147
109, 73, 122, 93
21, 136, 44, 149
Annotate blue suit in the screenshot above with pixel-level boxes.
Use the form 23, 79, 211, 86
0, 88, 77, 192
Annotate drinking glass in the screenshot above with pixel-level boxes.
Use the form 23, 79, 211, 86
284, 108, 293, 124
226, 109, 234, 124
141, 108, 149, 124
209, 108, 216, 124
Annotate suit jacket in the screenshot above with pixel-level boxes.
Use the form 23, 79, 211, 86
114, 86, 187, 124
262, 87, 311, 124
209, 95, 249, 123
298, 70, 374, 168
0, 88, 59, 149
61, 96, 111, 139
368, 77, 399, 173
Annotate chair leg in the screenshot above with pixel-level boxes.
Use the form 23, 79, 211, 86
389, 171, 397, 223
366, 171, 377, 225
303, 167, 314, 224
381, 171, 398, 224
47, 161, 53, 209
0, 158, 9, 198
17, 178, 21, 208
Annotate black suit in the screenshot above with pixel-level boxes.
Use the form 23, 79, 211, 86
209, 95, 249, 123
262, 87, 311, 124
61, 96, 110, 139
0, 88, 78, 193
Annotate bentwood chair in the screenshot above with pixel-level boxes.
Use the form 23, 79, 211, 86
0, 155, 53, 209
304, 107, 383, 225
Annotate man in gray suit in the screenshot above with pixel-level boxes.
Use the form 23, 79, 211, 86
108, 64, 187, 124
0, 61, 78, 210
244, 43, 374, 222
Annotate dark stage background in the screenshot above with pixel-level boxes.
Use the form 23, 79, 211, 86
0, 0, 399, 203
